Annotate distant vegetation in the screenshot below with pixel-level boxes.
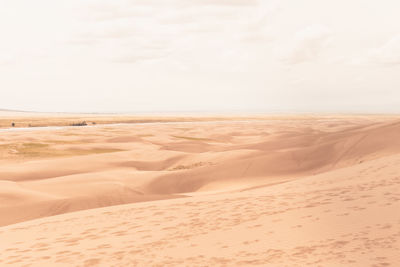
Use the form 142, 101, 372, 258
70, 121, 88, 127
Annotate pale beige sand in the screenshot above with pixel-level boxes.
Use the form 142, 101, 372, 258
0, 116, 399, 266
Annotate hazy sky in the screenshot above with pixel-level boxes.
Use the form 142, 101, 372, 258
1, 0, 400, 113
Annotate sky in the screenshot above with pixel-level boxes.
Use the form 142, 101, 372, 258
1, 0, 400, 113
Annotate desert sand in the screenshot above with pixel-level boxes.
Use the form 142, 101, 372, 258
0, 110, 265, 129
1, 115, 400, 266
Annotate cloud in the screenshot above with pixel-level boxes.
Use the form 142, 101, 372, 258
368, 35, 400, 65
0, 54, 14, 65
109, 50, 170, 63
236, 0, 281, 43
118, 0, 259, 8
67, 0, 279, 65
81, 1, 152, 21
70, 19, 150, 44
68, 12, 177, 62
82, 0, 259, 22
279, 24, 332, 64
180, 0, 259, 7
106, 35, 173, 63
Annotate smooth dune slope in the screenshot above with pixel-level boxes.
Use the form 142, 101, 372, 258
0, 151, 399, 266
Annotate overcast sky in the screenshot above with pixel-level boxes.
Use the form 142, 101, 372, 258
1, 0, 400, 113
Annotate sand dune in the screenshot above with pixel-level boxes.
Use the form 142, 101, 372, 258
1, 116, 399, 266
